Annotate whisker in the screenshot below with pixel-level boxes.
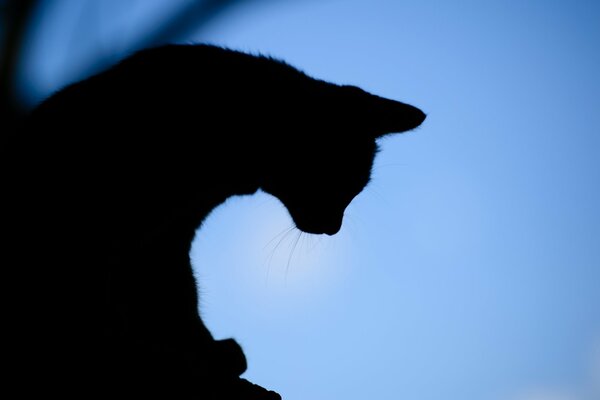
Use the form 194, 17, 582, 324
264, 226, 295, 284
285, 231, 302, 283
306, 232, 322, 254
302, 232, 309, 254
263, 225, 295, 251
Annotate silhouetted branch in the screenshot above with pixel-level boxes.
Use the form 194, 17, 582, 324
1, 0, 38, 129
1, 0, 260, 126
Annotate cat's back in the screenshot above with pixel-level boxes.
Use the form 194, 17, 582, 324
2, 44, 281, 250
19, 43, 303, 159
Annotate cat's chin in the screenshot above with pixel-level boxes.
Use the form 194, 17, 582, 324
299, 228, 339, 236
296, 222, 341, 236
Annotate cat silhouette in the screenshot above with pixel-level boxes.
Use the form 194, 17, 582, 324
2, 44, 425, 398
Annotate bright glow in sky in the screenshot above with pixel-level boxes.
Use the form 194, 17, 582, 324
18, 1, 600, 400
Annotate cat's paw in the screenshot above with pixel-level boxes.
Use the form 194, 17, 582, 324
209, 338, 248, 377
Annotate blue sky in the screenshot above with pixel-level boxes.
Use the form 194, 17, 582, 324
15, 1, 600, 400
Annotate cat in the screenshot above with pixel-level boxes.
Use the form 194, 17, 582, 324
2, 44, 425, 398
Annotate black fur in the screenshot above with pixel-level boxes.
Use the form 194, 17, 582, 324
2, 44, 425, 398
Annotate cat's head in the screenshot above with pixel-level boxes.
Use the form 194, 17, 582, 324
260, 84, 425, 235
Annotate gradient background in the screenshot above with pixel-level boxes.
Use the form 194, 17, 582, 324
6, 1, 600, 400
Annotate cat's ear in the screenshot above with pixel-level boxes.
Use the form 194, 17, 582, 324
353, 88, 426, 138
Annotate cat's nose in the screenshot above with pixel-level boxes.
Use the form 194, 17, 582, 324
324, 227, 340, 236
323, 217, 342, 236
